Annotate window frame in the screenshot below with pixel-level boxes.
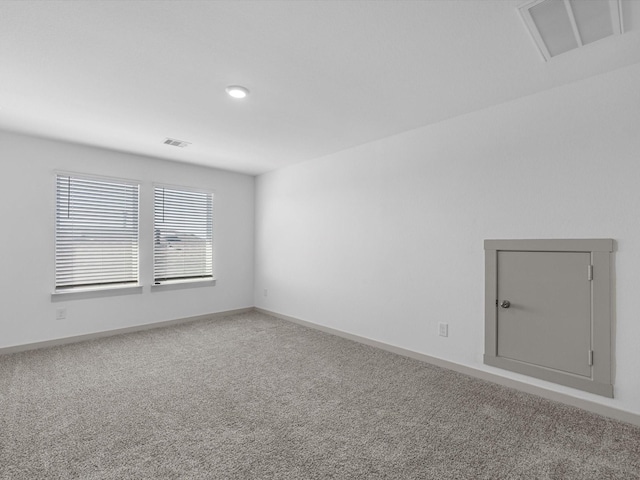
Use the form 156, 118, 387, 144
152, 183, 215, 287
53, 171, 141, 294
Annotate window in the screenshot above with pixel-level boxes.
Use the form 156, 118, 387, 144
153, 186, 213, 284
55, 174, 139, 291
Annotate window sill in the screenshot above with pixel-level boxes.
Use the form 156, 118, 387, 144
151, 279, 216, 292
51, 284, 143, 301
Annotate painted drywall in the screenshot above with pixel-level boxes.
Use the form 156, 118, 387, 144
254, 61, 640, 415
0, 131, 254, 348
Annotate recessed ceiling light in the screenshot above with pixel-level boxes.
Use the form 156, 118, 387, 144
225, 85, 249, 99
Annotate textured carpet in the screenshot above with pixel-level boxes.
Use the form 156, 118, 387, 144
1, 311, 639, 479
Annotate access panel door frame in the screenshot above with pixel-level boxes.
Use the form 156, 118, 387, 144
484, 239, 614, 397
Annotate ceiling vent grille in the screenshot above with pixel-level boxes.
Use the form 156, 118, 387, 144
519, 0, 623, 61
164, 138, 191, 148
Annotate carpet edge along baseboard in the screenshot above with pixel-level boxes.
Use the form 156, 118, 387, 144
254, 307, 640, 429
0, 307, 254, 355
3, 305, 638, 429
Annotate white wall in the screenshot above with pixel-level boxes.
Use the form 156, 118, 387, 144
254, 61, 640, 415
0, 131, 254, 348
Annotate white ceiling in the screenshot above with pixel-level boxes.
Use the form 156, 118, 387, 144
1, 0, 639, 176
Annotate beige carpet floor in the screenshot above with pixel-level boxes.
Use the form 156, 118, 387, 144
1, 311, 639, 479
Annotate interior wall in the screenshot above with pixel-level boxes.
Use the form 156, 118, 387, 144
254, 62, 640, 415
0, 130, 255, 349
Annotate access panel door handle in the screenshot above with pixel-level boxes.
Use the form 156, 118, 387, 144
500, 300, 511, 309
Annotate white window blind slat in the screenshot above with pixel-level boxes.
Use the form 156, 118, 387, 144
55, 174, 139, 291
153, 186, 213, 283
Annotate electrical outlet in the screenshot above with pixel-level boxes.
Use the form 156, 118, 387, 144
56, 308, 67, 321
438, 322, 448, 337
263, 288, 268, 297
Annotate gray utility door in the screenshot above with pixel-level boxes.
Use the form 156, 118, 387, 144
497, 251, 591, 377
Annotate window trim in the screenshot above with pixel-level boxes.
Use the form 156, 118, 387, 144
53, 171, 141, 294
152, 183, 215, 286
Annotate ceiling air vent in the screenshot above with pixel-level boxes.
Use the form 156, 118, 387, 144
519, 0, 623, 61
163, 138, 191, 148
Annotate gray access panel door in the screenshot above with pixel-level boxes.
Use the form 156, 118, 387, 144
497, 251, 591, 377
485, 238, 613, 397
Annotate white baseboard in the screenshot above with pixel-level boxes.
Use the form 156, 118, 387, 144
0, 307, 254, 355
255, 307, 640, 428
4, 305, 638, 428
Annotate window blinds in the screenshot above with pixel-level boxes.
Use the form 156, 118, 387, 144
55, 174, 139, 290
154, 186, 213, 283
